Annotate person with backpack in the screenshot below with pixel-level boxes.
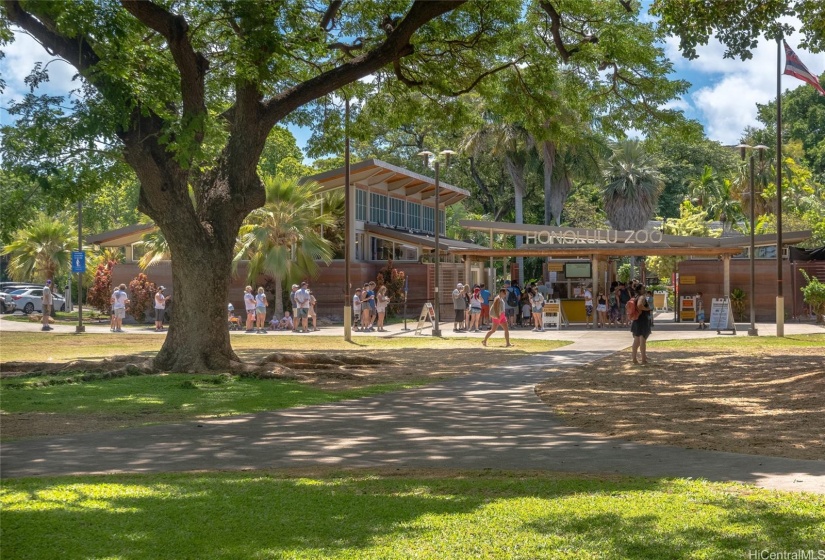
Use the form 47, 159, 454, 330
504, 281, 519, 327
483, 288, 512, 347
630, 286, 652, 365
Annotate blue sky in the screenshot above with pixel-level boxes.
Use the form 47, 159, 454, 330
2, 20, 823, 153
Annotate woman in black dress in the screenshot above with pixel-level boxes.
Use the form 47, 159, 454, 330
631, 287, 652, 365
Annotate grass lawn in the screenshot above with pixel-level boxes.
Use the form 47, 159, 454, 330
1, 332, 568, 439
537, 334, 825, 460
2, 470, 822, 560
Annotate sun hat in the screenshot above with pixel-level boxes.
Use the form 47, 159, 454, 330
158, 286, 165, 291
457, 283, 463, 289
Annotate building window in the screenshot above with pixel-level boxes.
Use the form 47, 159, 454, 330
370, 192, 388, 224
356, 189, 367, 222
407, 202, 421, 230
423, 206, 434, 234
389, 198, 405, 228
439, 209, 446, 235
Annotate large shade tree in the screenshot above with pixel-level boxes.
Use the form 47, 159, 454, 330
1, 0, 528, 371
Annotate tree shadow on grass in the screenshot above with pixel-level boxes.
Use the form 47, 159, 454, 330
3, 473, 823, 560
538, 348, 825, 460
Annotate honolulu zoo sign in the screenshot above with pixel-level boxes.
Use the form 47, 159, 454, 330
524, 228, 665, 245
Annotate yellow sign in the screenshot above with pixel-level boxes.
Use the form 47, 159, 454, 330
681, 275, 696, 285
546, 263, 564, 272
543, 303, 560, 313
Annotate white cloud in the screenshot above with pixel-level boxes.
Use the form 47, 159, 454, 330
1, 30, 78, 113
664, 28, 825, 144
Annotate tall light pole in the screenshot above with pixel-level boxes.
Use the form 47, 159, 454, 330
775, 36, 784, 337
76, 200, 85, 333
343, 97, 352, 342
738, 144, 767, 336
417, 149, 455, 337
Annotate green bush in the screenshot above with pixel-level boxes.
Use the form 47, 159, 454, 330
800, 270, 825, 324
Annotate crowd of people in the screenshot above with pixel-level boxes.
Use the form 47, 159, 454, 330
226, 281, 320, 334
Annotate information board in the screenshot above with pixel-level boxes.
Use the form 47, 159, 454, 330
414, 303, 435, 335
709, 297, 736, 334
71, 251, 86, 273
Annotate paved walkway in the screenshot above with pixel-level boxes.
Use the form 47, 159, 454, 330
2, 317, 823, 493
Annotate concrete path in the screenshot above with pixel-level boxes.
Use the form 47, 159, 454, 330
2, 324, 823, 493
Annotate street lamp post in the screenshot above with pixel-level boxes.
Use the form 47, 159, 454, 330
417, 149, 455, 337
738, 144, 767, 336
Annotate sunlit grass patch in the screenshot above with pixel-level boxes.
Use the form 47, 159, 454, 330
2, 471, 823, 559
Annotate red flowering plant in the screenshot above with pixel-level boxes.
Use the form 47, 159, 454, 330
86, 260, 116, 314
376, 259, 406, 318
128, 273, 157, 323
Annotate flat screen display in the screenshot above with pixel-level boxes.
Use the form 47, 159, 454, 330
564, 262, 592, 279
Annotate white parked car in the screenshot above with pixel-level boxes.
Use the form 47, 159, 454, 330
9, 288, 66, 314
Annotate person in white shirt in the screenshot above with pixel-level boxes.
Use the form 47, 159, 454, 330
111, 283, 129, 332
530, 288, 546, 331
154, 286, 169, 332
243, 286, 256, 333
352, 289, 361, 332
294, 282, 311, 333
41, 279, 54, 331
584, 286, 594, 329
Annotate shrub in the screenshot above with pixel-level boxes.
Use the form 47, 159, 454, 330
128, 273, 157, 323
86, 260, 116, 314
729, 288, 747, 321
800, 270, 825, 324
376, 259, 406, 318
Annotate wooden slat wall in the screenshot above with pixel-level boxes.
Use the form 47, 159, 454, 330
108, 260, 468, 321
678, 259, 824, 321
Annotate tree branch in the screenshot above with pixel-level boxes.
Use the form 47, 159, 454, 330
538, 0, 599, 62
120, 0, 208, 131
260, 0, 465, 128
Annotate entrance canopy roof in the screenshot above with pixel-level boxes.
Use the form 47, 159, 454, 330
365, 224, 487, 252
453, 220, 812, 258
301, 158, 470, 206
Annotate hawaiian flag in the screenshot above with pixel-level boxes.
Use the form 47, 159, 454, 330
783, 40, 825, 96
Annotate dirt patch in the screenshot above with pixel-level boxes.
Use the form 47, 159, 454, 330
1, 348, 521, 439
536, 346, 825, 460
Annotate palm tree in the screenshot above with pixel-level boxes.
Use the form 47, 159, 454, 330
706, 178, 744, 233
233, 175, 335, 316
2, 212, 73, 282
136, 228, 170, 269
462, 118, 533, 282
603, 140, 664, 231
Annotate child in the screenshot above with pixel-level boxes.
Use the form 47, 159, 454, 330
521, 296, 532, 328
269, 315, 280, 331
352, 288, 362, 332
696, 291, 706, 330
279, 311, 294, 331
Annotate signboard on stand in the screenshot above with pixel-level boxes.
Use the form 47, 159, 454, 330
709, 297, 736, 334
414, 303, 436, 335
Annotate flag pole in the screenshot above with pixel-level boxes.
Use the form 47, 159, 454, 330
776, 37, 784, 337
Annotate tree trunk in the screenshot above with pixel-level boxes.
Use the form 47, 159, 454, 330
274, 276, 284, 317
542, 140, 557, 225
551, 172, 574, 226
504, 154, 526, 283
154, 236, 239, 372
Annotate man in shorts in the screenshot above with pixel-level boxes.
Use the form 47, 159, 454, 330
41, 279, 54, 331
294, 281, 311, 333
112, 283, 129, 332
452, 282, 466, 332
